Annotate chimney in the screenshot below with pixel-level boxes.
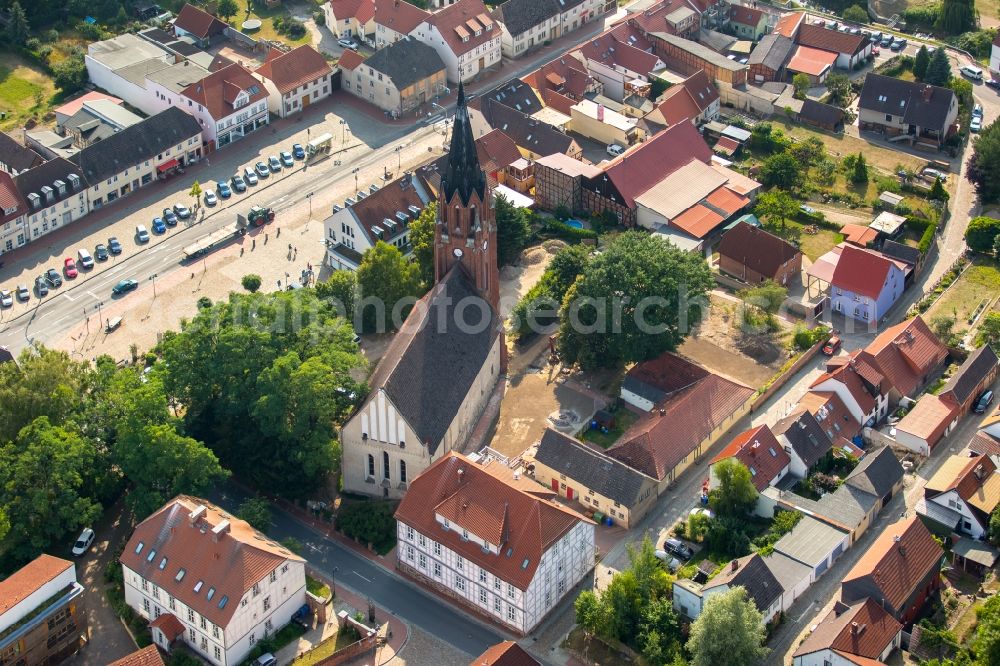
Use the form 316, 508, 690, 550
975, 463, 984, 480
457, 468, 465, 483
659, 408, 666, 416
597, 104, 604, 121
921, 85, 932, 103
189, 505, 207, 524
211, 519, 231, 542
731, 560, 739, 572
851, 621, 859, 634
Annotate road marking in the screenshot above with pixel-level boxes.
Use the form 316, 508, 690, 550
87, 291, 98, 299
352, 571, 372, 583
62, 292, 75, 302
793, 602, 817, 623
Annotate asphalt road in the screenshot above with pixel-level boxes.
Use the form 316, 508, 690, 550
209, 483, 504, 658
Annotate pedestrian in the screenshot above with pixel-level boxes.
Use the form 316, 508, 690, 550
264, 233, 268, 244
240, 247, 244, 256
277, 227, 281, 237
252, 239, 256, 249
294, 247, 297, 258
288, 243, 292, 251
277, 279, 282, 288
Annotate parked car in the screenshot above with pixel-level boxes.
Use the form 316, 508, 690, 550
71, 527, 95, 556
204, 190, 218, 206
173, 203, 191, 219
971, 116, 983, 132
974, 390, 994, 414
960, 65, 984, 81
292, 143, 305, 159
254, 162, 270, 178
973, 103, 984, 117
95, 243, 109, 261
0, 290, 12, 308
607, 143, 625, 157
890, 39, 904, 51
254, 654, 277, 666
800, 204, 816, 215
162, 209, 178, 226
870, 30, 883, 41
232, 174, 248, 192
337, 37, 358, 49
268, 155, 282, 172
136, 225, 150, 243
880, 35, 893, 46
152, 217, 167, 234
78, 248, 94, 269
64, 258, 78, 279
112, 278, 139, 295
663, 538, 694, 560
653, 550, 682, 571
689, 507, 715, 520
872, 46, 881, 56
20, 283, 33, 300
986, 78, 1000, 90
218, 182, 232, 199
280, 151, 294, 168
45, 267, 62, 287
922, 167, 946, 181
108, 237, 123, 255
823, 335, 842, 355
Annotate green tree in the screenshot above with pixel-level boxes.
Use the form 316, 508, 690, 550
217, 0, 239, 20
914, 45, 931, 80
925, 48, 953, 86
990, 508, 1000, 546
52, 54, 88, 93
357, 241, 422, 332
0, 417, 103, 562
930, 176, 949, 201
6, 1, 30, 45
759, 152, 800, 189
408, 202, 436, 286
792, 73, 810, 99
966, 216, 1000, 253
977, 312, 1000, 351
937, 0, 975, 35
495, 193, 530, 267
557, 232, 712, 369
974, 594, 1000, 665
968, 120, 1000, 202
825, 73, 853, 108
791, 137, 826, 167
510, 244, 590, 337
687, 587, 769, 666
930, 314, 958, 345
189, 180, 202, 206
0, 346, 88, 444
851, 152, 869, 184
842, 4, 868, 22
740, 280, 787, 331
316, 270, 358, 322
237, 498, 272, 532
709, 458, 758, 517
241, 274, 262, 292
755, 190, 798, 230
639, 597, 683, 664
575, 590, 611, 640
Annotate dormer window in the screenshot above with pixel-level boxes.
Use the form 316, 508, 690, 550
146, 549, 156, 562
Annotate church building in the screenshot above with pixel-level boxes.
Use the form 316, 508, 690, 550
340, 84, 505, 498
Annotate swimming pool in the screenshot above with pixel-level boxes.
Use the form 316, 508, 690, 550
565, 219, 584, 229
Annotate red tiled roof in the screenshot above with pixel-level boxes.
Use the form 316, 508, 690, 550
108, 645, 166, 666
841, 223, 880, 247
173, 3, 229, 39
0, 554, 73, 616
470, 640, 541, 665
374, 0, 430, 34
859, 316, 948, 398
787, 45, 837, 77
0, 170, 27, 225
652, 85, 700, 126
671, 204, 723, 238
395, 453, 591, 590
712, 425, 791, 490
255, 46, 332, 95
729, 3, 765, 27
799, 391, 861, 440
931, 454, 998, 502
831, 244, 894, 300
578, 36, 661, 78
609, 374, 755, 480
681, 69, 719, 111
428, 0, 497, 57
181, 63, 268, 122
774, 11, 805, 38
120, 496, 303, 628
970, 431, 1000, 459
796, 23, 870, 56
338, 48, 366, 71
54, 91, 123, 118
625, 352, 710, 396
794, 598, 902, 661
718, 221, 801, 280
347, 171, 431, 244
810, 361, 879, 415
329, 0, 376, 24
608, 20, 653, 51
476, 129, 522, 175
527, 57, 592, 98
842, 516, 942, 612
602, 120, 713, 207
149, 613, 185, 641
540, 88, 576, 115
632, 0, 702, 35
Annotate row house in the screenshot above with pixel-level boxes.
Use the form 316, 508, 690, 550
373, 0, 431, 48
179, 63, 270, 149
324, 0, 378, 43
121, 496, 307, 666
254, 46, 333, 118
709, 424, 791, 491
492, 0, 562, 57
0, 130, 45, 175
630, 0, 702, 39
12, 159, 89, 249
727, 3, 768, 41
575, 35, 666, 102
0, 170, 29, 254
395, 452, 596, 634
413, 0, 502, 83
172, 3, 229, 48
338, 38, 447, 116
793, 598, 903, 666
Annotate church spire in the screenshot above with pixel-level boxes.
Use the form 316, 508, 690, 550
441, 82, 486, 206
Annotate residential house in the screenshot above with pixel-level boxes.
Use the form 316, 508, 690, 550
475, 99, 583, 159
771, 409, 833, 478
644, 69, 720, 128
710, 425, 791, 491
413, 0, 502, 83
786, 45, 836, 84
492, 0, 561, 57
0, 132, 45, 176
992, 32, 1000, 75
794, 23, 872, 69
773, 10, 805, 38
59, 100, 144, 151
798, 99, 845, 131
530, 428, 658, 528
858, 316, 949, 403
569, 99, 642, 146
718, 221, 802, 285
917, 454, 1000, 539
179, 63, 270, 149
13, 158, 89, 247
649, 32, 748, 85
673, 554, 783, 623
470, 641, 541, 665
575, 34, 666, 101
172, 3, 229, 48
773, 515, 850, 581
841, 516, 943, 624
479, 78, 543, 115
810, 357, 889, 427
110, 645, 167, 666
395, 452, 596, 634
620, 350, 711, 412
942, 345, 999, 412
532, 152, 602, 211
0, 170, 29, 254
323, 170, 434, 270
525, 56, 601, 105
341, 38, 447, 116
630, 0, 702, 40
121, 496, 307, 665
373, 0, 431, 48
324, 0, 377, 42
0, 554, 87, 666
69, 107, 203, 209
829, 244, 906, 322
53, 91, 124, 128
728, 4, 768, 41
551, 0, 608, 38
84, 34, 175, 115
858, 75, 958, 149
254, 46, 333, 118
607, 353, 755, 490
792, 598, 903, 666
471, 129, 524, 188
747, 34, 793, 83
761, 551, 813, 614
798, 390, 862, 442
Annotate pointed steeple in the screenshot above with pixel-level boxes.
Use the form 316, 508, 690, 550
442, 82, 487, 206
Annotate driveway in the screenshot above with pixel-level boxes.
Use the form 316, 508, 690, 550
64, 499, 136, 666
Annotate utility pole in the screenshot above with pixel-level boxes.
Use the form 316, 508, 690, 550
149, 273, 159, 298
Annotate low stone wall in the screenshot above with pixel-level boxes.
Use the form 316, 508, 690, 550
751, 339, 825, 411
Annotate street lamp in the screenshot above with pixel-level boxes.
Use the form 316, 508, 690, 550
352, 168, 360, 194
332, 566, 338, 598
96, 301, 104, 328
149, 273, 159, 298
340, 119, 348, 146
395, 145, 402, 171
307, 192, 314, 222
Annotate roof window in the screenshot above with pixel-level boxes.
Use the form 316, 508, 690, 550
207, 587, 216, 601
158, 557, 168, 570
194, 580, 203, 593
175, 568, 186, 582
135, 542, 144, 554
146, 549, 156, 562
218, 595, 229, 609
521, 558, 530, 569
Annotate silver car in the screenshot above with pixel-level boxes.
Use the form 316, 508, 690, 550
0, 289, 12, 308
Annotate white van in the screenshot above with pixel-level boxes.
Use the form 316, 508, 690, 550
77, 248, 94, 269
960, 65, 984, 81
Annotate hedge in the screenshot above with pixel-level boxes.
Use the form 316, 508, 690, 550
539, 219, 599, 243
918, 222, 938, 255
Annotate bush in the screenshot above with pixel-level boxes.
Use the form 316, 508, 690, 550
197, 296, 213, 309
541, 219, 598, 243
75, 21, 107, 40
277, 17, 307, 39
793, 324, 830, 350
918, 222, 939, 254
335, 501, 397, 554
966, 216, 1000, 253
313, 10, 325, 25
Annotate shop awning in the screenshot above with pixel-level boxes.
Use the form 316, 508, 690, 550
157, 158, 180, 172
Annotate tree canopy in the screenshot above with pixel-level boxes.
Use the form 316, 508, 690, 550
356, 241, 422, 332
709, 458, 759, 517
408, 202, 436, 286
759, 153, 800, 189
924, 48, 953, 86
510, 244, 589, 337
842, 5, 868, 22
966, 216, 1000, 253
968, 120, 1000, 203
687, 587, 769, 666
914, 45, 930, 80
557, 232, 712, 369
495, 193, 530, 266
755, 190, 798, 230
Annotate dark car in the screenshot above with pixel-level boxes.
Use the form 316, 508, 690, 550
292, 143, 305, 159
45, 268, 62, 287
663, 538, 694, 561
95, 243, 109, 261
232, 174, 247, 192
162, 209, 178, 226
108, 237, 123, 255
112, 278, 139, 295
987, 78, 1000, 90
975, 390, 994, 414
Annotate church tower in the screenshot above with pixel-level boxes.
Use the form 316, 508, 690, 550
435, 82, 500, 312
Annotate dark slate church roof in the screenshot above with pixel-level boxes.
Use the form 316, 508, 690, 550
442, 82, 487, 206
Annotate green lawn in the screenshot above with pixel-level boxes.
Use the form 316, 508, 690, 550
240, 5, 313, 47
763, 219, 843, 261
306, 574, 331, 601
579, 409, 639, 449
926, 259, 1000, 328
0, 52, 56, 131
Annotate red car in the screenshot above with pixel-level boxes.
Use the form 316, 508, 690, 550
823, 335, 842, 356
64, 257, 78, 279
